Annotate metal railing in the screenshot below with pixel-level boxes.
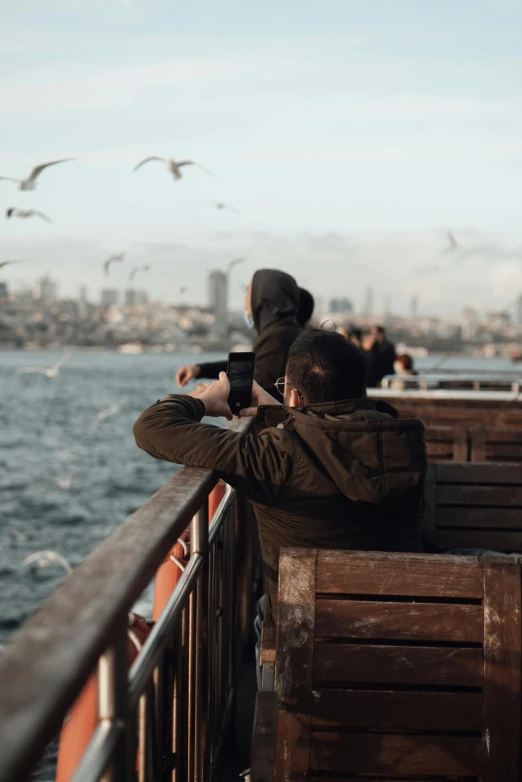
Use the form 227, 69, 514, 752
0, 418, 258, 782
380, 373, 522, 393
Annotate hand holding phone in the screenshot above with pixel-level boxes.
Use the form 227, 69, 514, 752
227, 352, 255, 414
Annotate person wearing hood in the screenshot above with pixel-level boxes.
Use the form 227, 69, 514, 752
134, 328, 426, 624
175, 268, 303, 395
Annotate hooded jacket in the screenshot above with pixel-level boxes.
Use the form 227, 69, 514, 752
196, 269, 303, 394
133, 395, 427, 622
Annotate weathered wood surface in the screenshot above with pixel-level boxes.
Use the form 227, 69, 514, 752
273, 549, 316, 782
259, 621, 276, 665
481, 562, 521, 782
315, 598, 484, 643
316, 555, 484, 597
312, 689, 483, 730
309, 733, 482, 776
313, 643, 484, 686
261, 549, 522, 781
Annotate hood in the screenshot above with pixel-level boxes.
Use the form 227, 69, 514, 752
251, 268, 300, 332
287, 399, 426, 509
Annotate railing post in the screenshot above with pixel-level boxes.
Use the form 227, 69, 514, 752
98, 624, 128, 782
192, 504, 209, 782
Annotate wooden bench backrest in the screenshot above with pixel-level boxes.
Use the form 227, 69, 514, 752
268, 548, 521, 782
381, 396, 522, 429
425, 424, 468, 461
470, 427, 522, 463
425, 462, 522, 551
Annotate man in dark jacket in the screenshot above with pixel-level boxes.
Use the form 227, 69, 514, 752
366, 325, 397, 387
134, 329, 427, 623
175, 268, 303, 395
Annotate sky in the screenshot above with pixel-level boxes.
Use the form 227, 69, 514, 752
1, 0, 522, 317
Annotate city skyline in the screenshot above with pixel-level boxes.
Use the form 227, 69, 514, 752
1, 1, 521, 315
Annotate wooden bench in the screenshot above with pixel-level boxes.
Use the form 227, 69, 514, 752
425, 424, 468, 461
470, 427, 522, 463
372, 394, 522, 429
251, 548, 522, 782
424, 462, 522, 552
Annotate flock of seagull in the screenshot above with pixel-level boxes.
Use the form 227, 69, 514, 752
0, 154, 237, 277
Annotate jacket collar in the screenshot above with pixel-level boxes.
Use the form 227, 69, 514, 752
255, 397, 398, 428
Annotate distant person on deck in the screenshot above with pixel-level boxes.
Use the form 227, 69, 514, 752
297, 287, 315, 328
175, 268, 303, 395
389, 354, 418, 390
366, 325, 397, 387
134, 329, 426, 626
339, 325, 363, 349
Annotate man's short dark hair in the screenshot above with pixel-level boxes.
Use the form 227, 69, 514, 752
286, 328, 368, 404
374, 325, 386, 336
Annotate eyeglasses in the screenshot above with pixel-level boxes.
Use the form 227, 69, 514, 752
274, 377, 304, 400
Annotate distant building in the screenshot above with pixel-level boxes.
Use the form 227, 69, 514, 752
362, 287, 373, 317
209, 270, 228, 336
516, 295, 522, 326
329, 297, 353, 314
461, 306, 479, 342
34, 275, 58, 302
101, 288, 119, 308
124, 289, 148, 307
410, 295, 418, 321
79, 285, 88, 304
0, 281, 8, 299
382, 296, 391, 322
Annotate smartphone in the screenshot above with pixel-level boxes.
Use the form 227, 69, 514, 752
227, 352, 256, 413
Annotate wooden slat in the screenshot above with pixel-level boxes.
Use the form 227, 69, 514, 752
482, 428, 522, 443
436, 530, 522, 553
309, 733, 481, 776
312, 689, 483, 731
250, 692, 277, 782
486, 445, 522, 460
437, 506, 522, 529
315, 556, 483, 598
274, 548, 316, 782
260, 621, 276, 665
436, 462, 522, 484
313, 643, 484, 686
315, 599, 483, 643
438, 484, 522, 506
481, 562, 522, 782
316, 550, 480, 564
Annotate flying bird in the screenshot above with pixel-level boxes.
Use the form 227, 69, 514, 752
0, 259, 29, 271
104, 253, 125, 275
128, 264, 150, 282
21, 550, 72, 576
90, 400, 123, 434
6, 207, 52, 223
212, 201, 239, 213
48, 473, 75, 491
445, 231, 458, 253
18, 353, 71, 379
133, 157, 213, 181
0, 158, 75, 191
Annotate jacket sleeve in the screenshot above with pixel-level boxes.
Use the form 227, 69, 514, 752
195, 360, 227, 379
133, 395, 293, 504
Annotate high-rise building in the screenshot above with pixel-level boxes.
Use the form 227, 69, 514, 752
101, 288, 119, 307
33, 275, 58, 302
0, 281, 8, 299
329, 298, 354, 314
362, 287, 373, 317
209, 270, 228, 336
383, 296, 391, 321
410, 295, 418, 321
124, 289, 148, 307
79, 285, 88, 304
516, 295, 522, 326
461, 306, 479, 342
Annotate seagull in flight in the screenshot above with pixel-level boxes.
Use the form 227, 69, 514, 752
0, 259, 29, 271
48, 473, 75, 491
445, 231, 459, 253
129, 264, 150, 282
7, 207, 52, 223
212, 201, 239, 213
90, 400, 123, 434
21, 550, 72, 576
104, 253, 125, 275
133, 157, 213, 181
18, 353, 71, 379
0, 158, 75, 191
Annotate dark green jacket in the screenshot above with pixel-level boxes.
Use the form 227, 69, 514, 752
133, 397, 427, 621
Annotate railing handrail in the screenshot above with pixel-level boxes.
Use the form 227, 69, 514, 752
371, 387, 522, 403
0, 417, 250, 782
